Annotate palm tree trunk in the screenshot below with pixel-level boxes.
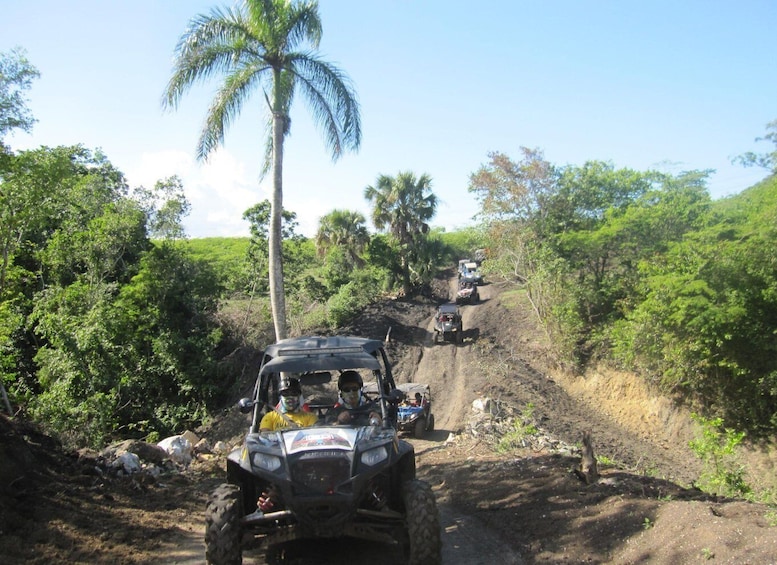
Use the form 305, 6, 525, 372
269, 103, 288, 341
401, 253, 412, 296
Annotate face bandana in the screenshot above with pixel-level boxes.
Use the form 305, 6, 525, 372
341, 388, 361, 408
280, 394, 300, 413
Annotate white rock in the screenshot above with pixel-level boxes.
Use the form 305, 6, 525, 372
112, 451, 141, 474
181, 430, 200, 446
213, 441, 230, 454
157, 435, 193, 465
472, 398, 491, 413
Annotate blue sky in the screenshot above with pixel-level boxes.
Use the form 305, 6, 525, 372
3, 0, 776, 238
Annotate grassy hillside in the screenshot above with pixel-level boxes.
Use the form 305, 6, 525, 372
183, 236, 250, 265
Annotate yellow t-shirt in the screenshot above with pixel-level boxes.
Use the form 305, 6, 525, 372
260, 410, 318, 431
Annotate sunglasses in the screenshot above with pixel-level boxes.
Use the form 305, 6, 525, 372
280, 391, 298, 398
341, 386, 360, 393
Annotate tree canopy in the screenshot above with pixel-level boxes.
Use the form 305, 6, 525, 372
0, 47, 40, 141
470, 147, 777, 435
365, 171, 437, 295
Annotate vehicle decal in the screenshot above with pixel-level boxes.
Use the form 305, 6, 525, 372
284, 428, 355, 453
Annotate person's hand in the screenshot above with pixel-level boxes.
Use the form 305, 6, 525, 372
258, 491, 274, 512
368, 411, 382, 426
337, 410, 352, 424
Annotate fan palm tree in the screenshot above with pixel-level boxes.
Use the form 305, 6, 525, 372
162, 0, 361, 340
364, 172, 437, 295
314, 209, 369, 267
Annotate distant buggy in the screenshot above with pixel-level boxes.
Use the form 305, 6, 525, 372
456, 280, 480, 305
459, 261, 483, 284
395, 383, 434, 439
433, 303, 463, 344
204, 335, 442, 564
364, 382, 434, 439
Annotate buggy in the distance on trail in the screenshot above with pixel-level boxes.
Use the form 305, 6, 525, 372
456, 279, 480, 305
204, 335, 442, 565
433, 303, 463, 344
364, 382, 434, 439
458, 261, 483, 284
396, 383, 434, 439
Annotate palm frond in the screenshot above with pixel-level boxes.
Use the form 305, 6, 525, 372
291, 54, 361, 159
197, 62, 270, 161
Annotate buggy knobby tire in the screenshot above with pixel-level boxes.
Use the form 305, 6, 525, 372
402, 479, 442, 565
205, 483, 243, 565
428, 413, 435, 432
413, 417, 426, 439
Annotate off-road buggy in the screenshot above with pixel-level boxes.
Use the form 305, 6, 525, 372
459, 261, 483, 284
433, 303, 463, 344
456, 280, 480, 305
205, 335, 442, 565
363, 382, 434, 439
395, 383, 434, 439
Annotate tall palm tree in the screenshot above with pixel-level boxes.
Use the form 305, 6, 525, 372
364, 172, 437, 295
315, 209, 369, 267
162, 0, 361, 340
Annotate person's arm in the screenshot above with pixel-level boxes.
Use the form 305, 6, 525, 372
337, 401, 382, 426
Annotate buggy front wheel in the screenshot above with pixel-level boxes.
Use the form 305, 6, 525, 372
413, 417, 426, 439
205, 483, 243, 565
402, 479, 442, 565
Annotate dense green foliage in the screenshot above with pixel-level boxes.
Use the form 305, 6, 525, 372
470, 142, 777, 436
0, 145, 227, 446
365, 171, 440, 295
0, 136, 445, 447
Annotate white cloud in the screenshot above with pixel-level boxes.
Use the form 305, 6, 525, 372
126, 148, 263, 238
126, 150, 193, 190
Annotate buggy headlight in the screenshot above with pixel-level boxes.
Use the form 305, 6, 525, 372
251, 452, 282, 472
360, 446, 388, 467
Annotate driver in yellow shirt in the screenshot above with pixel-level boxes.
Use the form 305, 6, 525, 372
259, 376, 318, 431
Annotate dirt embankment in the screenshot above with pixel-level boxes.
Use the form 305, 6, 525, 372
1, 272, 777, 564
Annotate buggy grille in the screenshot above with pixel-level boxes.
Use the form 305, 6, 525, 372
290, 456, 351, 494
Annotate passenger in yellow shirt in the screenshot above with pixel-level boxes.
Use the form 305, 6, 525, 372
259, 376, 318, 431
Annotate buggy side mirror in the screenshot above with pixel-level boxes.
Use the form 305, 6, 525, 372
387, 389, 405, 405
238, 398, 254, 414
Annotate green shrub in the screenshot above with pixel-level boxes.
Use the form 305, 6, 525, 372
689, 413, 751, 498
496, 403, 539, 453
325, 268, 383, 328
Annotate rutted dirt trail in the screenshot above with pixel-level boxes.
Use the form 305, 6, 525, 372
408, 279, 526, 564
